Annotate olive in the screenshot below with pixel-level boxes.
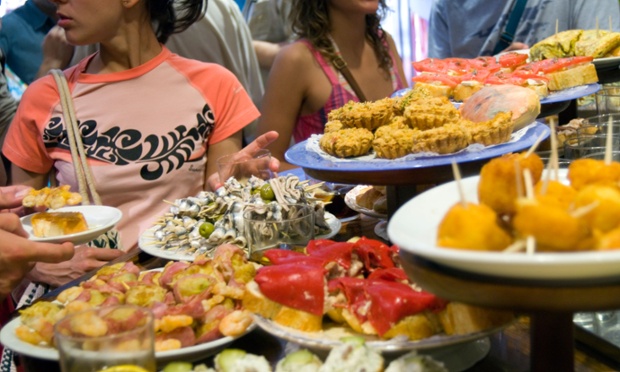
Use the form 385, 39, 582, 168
260, 184, 275, 201
199, 222, 215, 238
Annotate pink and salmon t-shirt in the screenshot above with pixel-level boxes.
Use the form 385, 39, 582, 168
3, 47, 259, 250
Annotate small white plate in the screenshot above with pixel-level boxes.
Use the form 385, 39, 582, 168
0, 316, 255, 363
20, 205, 122, 246
388, 169, 620, 281
344, 185, 388, 220
139, 212, 342, 262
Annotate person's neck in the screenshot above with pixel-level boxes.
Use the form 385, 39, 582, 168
86, 30, 162, 74
328, 9, 368, 62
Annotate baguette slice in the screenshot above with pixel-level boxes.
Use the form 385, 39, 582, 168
438, 302, 514, 335
546, 62, 598, 91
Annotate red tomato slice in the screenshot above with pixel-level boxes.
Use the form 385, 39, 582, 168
518, 56, 593, 74
499, 52, 529, 69
413, 58, 448, 73
468, 56, 501, 72
412, 73, 459, 88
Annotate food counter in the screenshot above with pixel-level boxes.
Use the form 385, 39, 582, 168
9, 213, 620, 372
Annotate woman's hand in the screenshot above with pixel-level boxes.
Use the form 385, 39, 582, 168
0, 214, 75, 300
207, 131, 280, 191
0, 185, 33, 215
27, 246, 124, 288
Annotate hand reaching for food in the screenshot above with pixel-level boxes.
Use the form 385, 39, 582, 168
26, 246, 124, 287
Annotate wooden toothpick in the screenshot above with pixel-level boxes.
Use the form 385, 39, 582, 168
605, 115, 614, 165
451, 160, 467, 208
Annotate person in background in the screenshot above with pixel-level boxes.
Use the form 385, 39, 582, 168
0, 0, 72, 84
255, 0, 407, 170
243, 0, 295, 82
166, 0, 264, 144
2, 0, 272, 288
428, 0, 620, 59
0, 50, 17, 186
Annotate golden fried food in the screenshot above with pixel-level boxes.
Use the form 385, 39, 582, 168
478, 152, 544, 215
437, 202, 512, 251
319, 128, 374, 158
324, 119, 344, 133
573, 184, 620, 233
410, 123, 470, 155
534, 179, 577, 210
512, 198, 590, 251
462, 111, 514, 146
22, 185, 82, 209
327, 98, 394, 131
403, 96, 460, 130
594, 227, 620, 250
372, 122, 417, 159
568, 158, 620, 190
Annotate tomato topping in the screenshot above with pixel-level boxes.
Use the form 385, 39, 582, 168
306, 241, 354, 269
517, 56, 593, 74
412, 73, 460, 88
412, 58, 448, 73
255, 263, 325, 316
498, 52, 528, 69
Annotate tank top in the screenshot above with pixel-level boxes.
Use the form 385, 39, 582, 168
293, 39, 407, 143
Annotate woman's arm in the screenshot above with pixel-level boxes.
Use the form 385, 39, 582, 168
205, 129, 243, 190
255, 43, 314, 170
11, 166, 48, 189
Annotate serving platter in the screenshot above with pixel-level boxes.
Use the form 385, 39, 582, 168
286, 121, 549, 173
387, 168, 620, 281
344, 185, 388, 219
0, 316, 255, 364
20, 205, 122, 246
139, 212, 342, 262
253, 315, 500, 360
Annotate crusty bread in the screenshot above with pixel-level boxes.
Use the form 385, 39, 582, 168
546, 63, 598, 91
31, 212, 88, 237
412, 81, 453, 99
243, 280, 323, 332
453, 81, 484, 102
438, 302, 514, 335
382, 311, 443, 341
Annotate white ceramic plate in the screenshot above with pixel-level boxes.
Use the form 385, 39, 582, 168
139, 213, 342, 262
0, 316, 255, 363
20, 205, 122, 245
253, 315, 500, 356
388, 168, 620, 281
344, 185, 388, 220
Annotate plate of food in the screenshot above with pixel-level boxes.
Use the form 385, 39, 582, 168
139, 212, 342, 262
0, 316, 256, 363
20, 205, 122, 245
286, 121, 549, 172
387, 166, 620, 281
0, 246, 258, 363
344, 185, 387, 219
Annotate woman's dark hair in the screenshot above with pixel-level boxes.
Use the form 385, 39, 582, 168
149, 0, 207, 44
290, 0, 391, 76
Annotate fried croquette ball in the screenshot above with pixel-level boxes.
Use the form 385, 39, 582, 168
568, 158, 620, 191
512, 199, 589, 251
319, 128, 374, 158
573, 184, 620, 233
437, 202, 512, 251
534, 180, 577, 210
594, 227, 620, 250
478, 152, 544, 215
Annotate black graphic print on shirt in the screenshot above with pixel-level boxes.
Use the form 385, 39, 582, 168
41, 104, 215, 181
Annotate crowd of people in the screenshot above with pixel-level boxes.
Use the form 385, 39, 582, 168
1, 0, 620, 367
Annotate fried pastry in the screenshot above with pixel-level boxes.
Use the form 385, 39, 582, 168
410, 123, 470, 155
463, 111, 514, 146
327, 98, 395, 131
22, 185, 82, 209
403, 96, 460, 130
372, 122, 417, 159
319, 128, 374, 158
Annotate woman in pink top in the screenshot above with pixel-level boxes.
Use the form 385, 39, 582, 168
256, 0, 407, 170
2, 0, 277, 287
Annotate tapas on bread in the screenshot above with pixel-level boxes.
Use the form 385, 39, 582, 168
530, 29, 620, 61
243, 237, 513, 342
412, 54, 598, 101
9, 245, 256, 354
